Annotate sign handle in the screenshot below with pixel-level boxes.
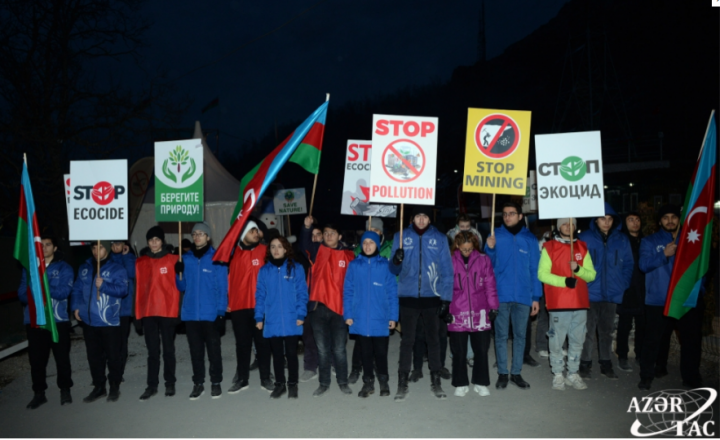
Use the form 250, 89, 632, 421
287, 215, 292, 237
178, 221, 183, 281
368, 215, 372, 231
399, 204, 404, 249
490, 194, 496, 236
96, 240, 101, 300
570, 217, 575, 279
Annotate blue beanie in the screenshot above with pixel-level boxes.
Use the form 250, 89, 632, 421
360, 231, 381, 250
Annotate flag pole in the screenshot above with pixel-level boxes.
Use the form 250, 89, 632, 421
399, 204, 404, 249
368, 215, 372, 231
308, 93, 330, 217
570, 218, 575, 278
490, 194, 496, 236
178, 221, 183, 280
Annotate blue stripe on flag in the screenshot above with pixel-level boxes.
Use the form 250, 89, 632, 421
22, 163, 46, 326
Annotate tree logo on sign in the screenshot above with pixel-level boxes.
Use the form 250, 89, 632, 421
474, 114, 521, 159
163, 145, 196, 184
157, 143, 203, 189
284, 191, 295, 202
559, 156, 586, 182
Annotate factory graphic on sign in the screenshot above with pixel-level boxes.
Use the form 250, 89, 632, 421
384, 140, 425, 182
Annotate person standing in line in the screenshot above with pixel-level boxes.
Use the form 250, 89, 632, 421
175, 222, 228, 400
109, 240, 136, 382
343, 231, 399, 398
18, 235, 75, 409
297, 224, 323, 383
448, 232, 498, 398
71, 241, 129, 403
537, 218, 596, 391
446, 213, 483, 250
134, 226, 181, 400
255, 236, 308, 399
227, 221, 274, 394
484, 202, 541, 390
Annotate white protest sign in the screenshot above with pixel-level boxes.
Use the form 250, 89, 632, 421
341, 140, 397, 217
369, 115, 438, 205
63, 174, 89, 246
534, 131, 605, 219
522, 170, 537, 213
273, 188, 307, 215
68, 160, 128, 241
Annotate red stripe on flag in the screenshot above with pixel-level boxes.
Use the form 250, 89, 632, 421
300, 122, 325, 151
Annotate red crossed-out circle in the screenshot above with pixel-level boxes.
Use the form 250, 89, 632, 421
91, 181, 115, 206
381, 139, 426, 183
130, 170, 149, 197
474, 113, 521, 159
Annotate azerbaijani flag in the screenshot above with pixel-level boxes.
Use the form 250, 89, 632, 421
13, 160, 59, 342
216, 100, 328, 262
664, 111, 717, 319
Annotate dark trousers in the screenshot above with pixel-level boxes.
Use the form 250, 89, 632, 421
185, 321, 223, 385
27, 322, 73, 393
351, 335, 362, 371
413, 315, 448, 370
142, 316, 177, 388
449, 331, 491, 387
230, 309, 271, 382
525, 313, 533, 357
399, 306, 442, 374
82, 324, 123, 387
358, 336, 389, 380
616, 312, 645, 360
302, 315, 318, 372
269, 336, 299, 384
309, 303, 348, 386
119, 316, 131, 378
581, 302, 617, 365
535, 297, 550, 352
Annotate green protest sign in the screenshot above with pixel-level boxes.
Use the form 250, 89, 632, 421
154, 140, 204, 221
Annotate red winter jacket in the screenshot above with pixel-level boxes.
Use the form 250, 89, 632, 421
228, 244, 267, 311
135, 252, 180, 319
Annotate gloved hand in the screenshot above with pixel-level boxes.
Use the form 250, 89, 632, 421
565, 277, 577, 289
489, 309, 499, 322
437, 301, 453, 324
175, 261, 185, 274
392, 249, 404, 265
214, 315, 225, 333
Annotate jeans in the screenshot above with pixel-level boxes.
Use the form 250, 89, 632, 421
535, 297, 549, 352
269, 336, 299, 384
357, 336, 389, 380
548, 310, 587, 375
581, 302, 617, 365
119, 316, 131, 379
142, 316, 177, 388
302, 315, 318, 372
230, 309, 271, 382
185, 321, 223, 384
309, 303, 348, 386
399, 306, 442, 374
616, 312, 645, 360
27, 322, 73, 393
82, 324, 123, 387
449, 331, 490, 387
494, 302, 530, 375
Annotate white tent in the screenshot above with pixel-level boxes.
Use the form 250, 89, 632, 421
130, 121, 241, 251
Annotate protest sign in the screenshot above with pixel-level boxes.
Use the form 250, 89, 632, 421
273, 188, 307, 215
341, 140, 397, 217
154, 139, 204, 222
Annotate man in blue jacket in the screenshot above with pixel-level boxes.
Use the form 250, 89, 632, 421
390, 205, 454, 401
71, 241, 129, 403
109, 240, 136, 382
18, 235, 75, 409
578, 203, 633, 380
638, 205, 704, 390
485, 202, 541, 390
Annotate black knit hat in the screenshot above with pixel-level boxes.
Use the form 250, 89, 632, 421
657, 204, 681, 221
146, 225, 165, 242
411, 205, 433, 221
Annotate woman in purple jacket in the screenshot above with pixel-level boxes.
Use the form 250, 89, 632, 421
448, 232, 499, 397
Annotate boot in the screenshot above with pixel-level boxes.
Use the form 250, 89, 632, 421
287, 383, 299, 399
378, 375, 390, 397
26, 393, 47, 409
107, 381, 120, 402
409, 369, 423, 383
358, 378, 375, 398
270, 383, 287, 399
83, 386, 107, 403
348, 368, 361, 385
394, 372, 409, 402
60, 388, 72, 405
430, 371, 447, 400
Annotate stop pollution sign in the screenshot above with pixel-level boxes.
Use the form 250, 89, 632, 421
369, 115, 438, 206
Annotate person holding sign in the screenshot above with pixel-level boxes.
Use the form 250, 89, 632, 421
175, 222, 229, 400
389, 206, 454, 401
71, 241, 129, 403
134, 226, 181, 401
109, 240, 136, 383
484, 202, 541, 391
343, 231, 399, 398
537, 218, 596, 391
227, 221, 274, 394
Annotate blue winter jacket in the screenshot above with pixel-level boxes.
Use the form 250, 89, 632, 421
18, 259, 74, 324
254, 260, 308, 338
176, 246, 229, 322
343, 254, 399, 337
639, 229, 675, 306
389, 225, 453, 302
70, 258, 129, 327
109, 251, 136, 317
578, 211, 634, 304
484, 225, 542, 306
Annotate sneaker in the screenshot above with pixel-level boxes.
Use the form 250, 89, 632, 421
189, 384, 204, 400
552, 374, 565, 391
439, 367, 452, 380
339, 384, 352, 395
165, 385, 176, 397
409, 370, 423, 383
139, 387, 157, 401
617, 358, 633, 372
523, 355, 540, 368
260, 378, 275, 392
228, 379, 249, 394
300, 370, 318, 383
538, 350, 549, 358
313, 385, 329, 397
565, 373, 588, 390
83, 386, 107, 403
348, 369, 361, 385
454, 386, 469, 397
579, 364, 592, 380
211, 383, 222, 399
26, 393, 47, 409
601, 366, 619, 380
288, 383, 299, 399
270, 383, 287, 399
60, 388, 72, 405
473, 385, 490, 397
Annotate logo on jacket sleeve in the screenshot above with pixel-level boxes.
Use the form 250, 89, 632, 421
339, 260, 346, 268
252, 259, 260, 266
160, 267, 168, 274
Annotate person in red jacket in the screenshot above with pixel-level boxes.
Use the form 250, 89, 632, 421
538, 218, 596, 391
227, 221, 274, 394
134, 226, 181, 401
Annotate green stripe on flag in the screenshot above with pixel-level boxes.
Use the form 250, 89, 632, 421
289, 143, 321, 174
13, 217, 29, 269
